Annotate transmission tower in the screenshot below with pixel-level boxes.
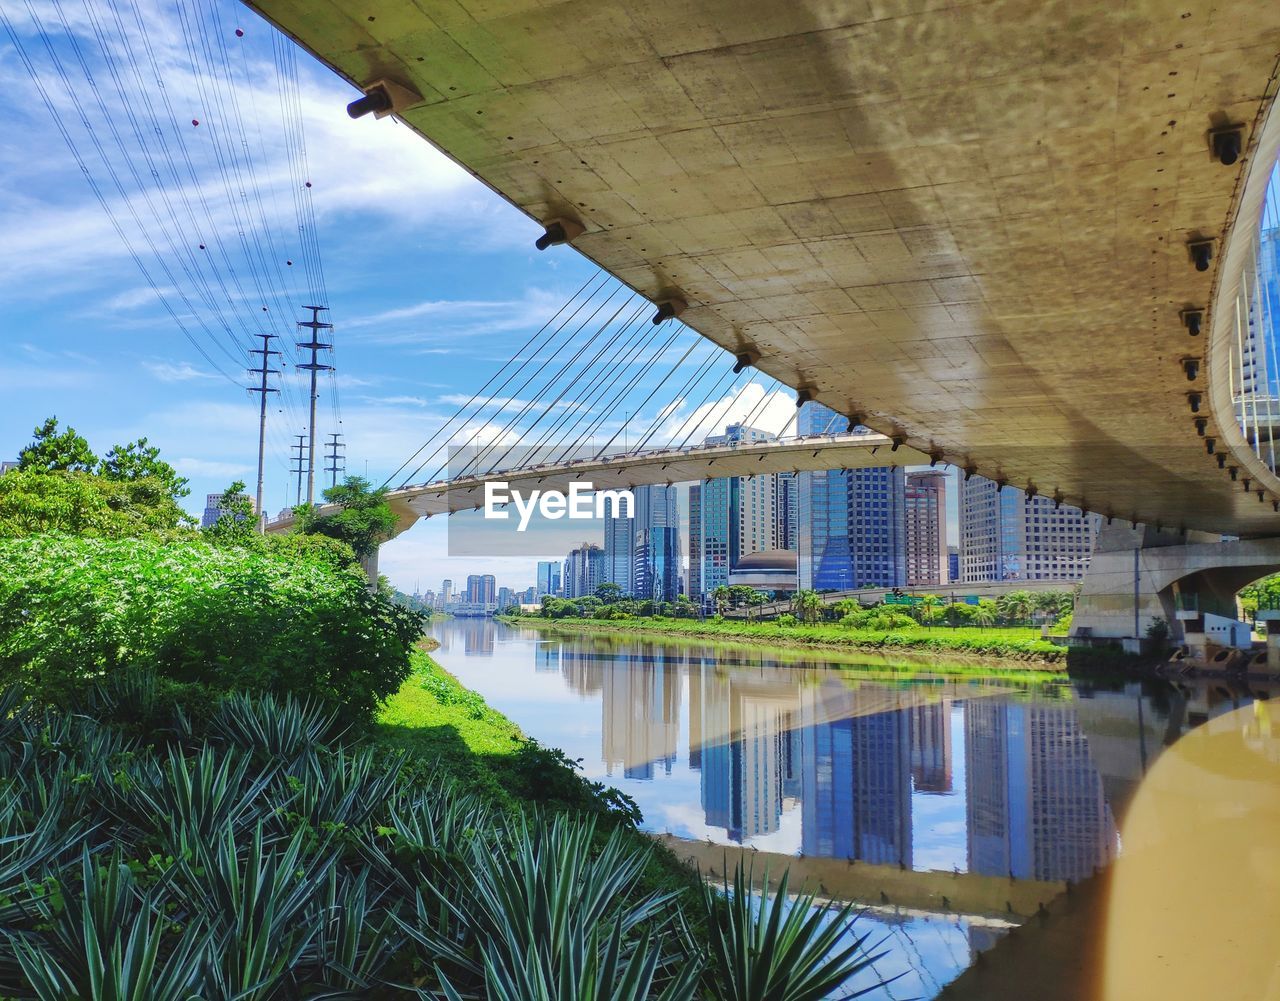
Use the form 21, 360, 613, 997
296, 305, 333, 505
324, 432, 346, 489
290, 434, 309, 508
246, 333, 280, 530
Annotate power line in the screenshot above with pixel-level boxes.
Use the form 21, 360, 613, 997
324, 432, 346, 490
289, 434, 308, 508
296, 305, 333, 505
246, 333, 281, 529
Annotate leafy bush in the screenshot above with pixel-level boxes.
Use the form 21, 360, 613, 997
0, 469, 191, 538
839, 608, 918, 631
0, 534, 424, 720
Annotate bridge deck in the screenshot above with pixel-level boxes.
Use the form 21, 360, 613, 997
247, 0, 1280, 536
270, 431, 930, 536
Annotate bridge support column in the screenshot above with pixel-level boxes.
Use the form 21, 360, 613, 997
360, 549, 379, 590
1071, 524, 1280, 656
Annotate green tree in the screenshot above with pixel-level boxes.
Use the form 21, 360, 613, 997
99, 437, 190, 501
294, 476, 398, 559
0, 469, 191, 537
202, 480, 256, 542
916, 593, 943, 626
18, 416, 97, 473
711, 585, 731, 616
973, 599, 998, 627
997, 590, 1035, 624
595, 582, 623, 605
794, 589, 823, 624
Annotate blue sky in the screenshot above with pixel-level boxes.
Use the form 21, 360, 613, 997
0, 0, 946, 594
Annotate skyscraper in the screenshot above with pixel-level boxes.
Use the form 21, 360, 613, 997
536, 561, 561, 597
687, 484, 702, 599
959, 475, 1099, 583
633, 484, 681, 602
563, 543, 604, 598
695, 424, 779, 599
796, 403, 906, 590
848, 465, 906, 588
965, 701, 1116, 882
797, 404, 853, 591
465, 574, 496, 604
776, 471, 798, 551
905, 470, 949, 586
602, 503, 635, 595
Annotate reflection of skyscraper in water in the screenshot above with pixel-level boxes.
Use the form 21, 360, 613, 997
800, 703, 912, 866
559, 648, 603, 696
965, 701, 1116, 882
460, 618, 496, 656
909, 700, 953, 793
534, 642, 560, 673
696, 670, 788, 842
601, 652, 680, 780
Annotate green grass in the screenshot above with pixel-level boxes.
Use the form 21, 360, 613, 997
374, 645, 705, 906
511, 615, 1068, 665
374, 646, 525, 801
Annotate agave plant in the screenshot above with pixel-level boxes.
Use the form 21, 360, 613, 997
304, 866, 405, 999
7, 848, 212, 1001
109, 745, 276, 857
400, 814, 688, 999
207, 691, 345, 765
697, 862, 892, 1001
178, 823, 335, 1001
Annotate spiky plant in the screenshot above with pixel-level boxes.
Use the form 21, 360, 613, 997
7, 849, 211, 1001
208, 691, 345, 765
697, 862, 892, 1001
400, 814, 688, 1000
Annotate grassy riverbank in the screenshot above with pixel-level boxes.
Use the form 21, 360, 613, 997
509, 614, 1070, 666
375, 644, 702, 900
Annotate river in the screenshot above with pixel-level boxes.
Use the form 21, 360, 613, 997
428, 616, 1278, 999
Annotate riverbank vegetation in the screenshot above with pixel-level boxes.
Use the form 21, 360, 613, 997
516, 613, 1068, 663
509, 584, 1076, 664
0, 417, 886, 998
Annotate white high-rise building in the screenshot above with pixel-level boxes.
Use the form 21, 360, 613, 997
959, 475, 1099, 583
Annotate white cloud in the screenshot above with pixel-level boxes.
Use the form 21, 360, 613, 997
0, 0, 527, 304
143, 359, 217, 382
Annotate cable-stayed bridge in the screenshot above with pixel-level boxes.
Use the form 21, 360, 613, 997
268, 429, 931, 537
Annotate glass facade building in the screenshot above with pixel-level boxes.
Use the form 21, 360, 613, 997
796, 403, 905, 590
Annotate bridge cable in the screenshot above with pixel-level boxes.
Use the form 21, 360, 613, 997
551, 322, 688, 465
469, 298, 653, 475
497, 301, 655, 472
614, 336, 734, 454
563, 323, 686, 460
665, 366, 743, 448
593, 337, 703, 457
448, 290, 643, 480
384, 270, 606, 487
627, 345, 725, 454
677, 372, 762, 449
529, 305, 676, 465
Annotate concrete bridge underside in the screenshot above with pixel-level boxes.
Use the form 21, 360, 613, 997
248, 0, 1280, 538
1073, 522, 1280, 642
